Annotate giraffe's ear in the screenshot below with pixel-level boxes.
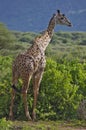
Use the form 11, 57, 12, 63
57, 10, 60, 14
63, 14, 65, 16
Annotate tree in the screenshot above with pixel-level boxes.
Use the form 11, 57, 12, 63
0, 23, 16, 49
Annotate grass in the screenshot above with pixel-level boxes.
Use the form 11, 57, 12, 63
10, 120, 86, 130
0, 118, 86, 130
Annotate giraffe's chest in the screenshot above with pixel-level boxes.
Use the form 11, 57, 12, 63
33, 52, 45, 69
27, 44, 45, 64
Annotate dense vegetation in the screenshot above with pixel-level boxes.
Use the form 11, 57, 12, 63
0, 56, 86, 120
0, 23, 86, 122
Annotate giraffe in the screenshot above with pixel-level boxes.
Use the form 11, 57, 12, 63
9, 10, 72, 121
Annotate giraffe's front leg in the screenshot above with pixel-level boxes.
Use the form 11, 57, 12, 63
32, 69, 44, 121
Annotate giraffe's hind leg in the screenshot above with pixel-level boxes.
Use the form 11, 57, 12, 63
9, 74, 18, 120
21, 75, 32, 121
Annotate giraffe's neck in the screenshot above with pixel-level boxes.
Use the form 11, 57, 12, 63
47, 15, 56, 38
34, 15, 56, 52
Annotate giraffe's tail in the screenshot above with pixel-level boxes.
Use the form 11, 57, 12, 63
12, 84, 21, 93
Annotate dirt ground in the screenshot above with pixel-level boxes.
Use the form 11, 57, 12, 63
58, 126, 86, 130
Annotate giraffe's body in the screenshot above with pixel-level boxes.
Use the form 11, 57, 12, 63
9, 10, 72, 121
13, 31, 51, 81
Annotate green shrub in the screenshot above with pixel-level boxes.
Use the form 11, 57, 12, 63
0, 56, 86, 120
0, 118, 12, 130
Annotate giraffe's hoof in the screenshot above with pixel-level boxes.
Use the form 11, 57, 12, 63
26, 115, 32, 121
26, 112, 32, 121
32, 114, 37, 122
32, 118, 38, 122
27, 117, 32, 121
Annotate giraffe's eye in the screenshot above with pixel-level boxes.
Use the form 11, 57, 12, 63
61, 17, 64, 20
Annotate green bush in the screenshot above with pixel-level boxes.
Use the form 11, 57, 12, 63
38, 59, 81, 119
0, 118, 12, 130
0, 56, 86, 120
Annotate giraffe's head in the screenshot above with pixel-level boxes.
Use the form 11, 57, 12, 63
54, 10, 72, 27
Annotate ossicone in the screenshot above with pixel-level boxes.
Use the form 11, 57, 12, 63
57, 10, 60, 14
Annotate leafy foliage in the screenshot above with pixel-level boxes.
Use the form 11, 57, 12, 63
38, 59, 86, 120
0, 56, 86, 120
0, 118, 12, 130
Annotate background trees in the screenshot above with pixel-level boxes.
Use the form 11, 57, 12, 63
0, 23, 16, 49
